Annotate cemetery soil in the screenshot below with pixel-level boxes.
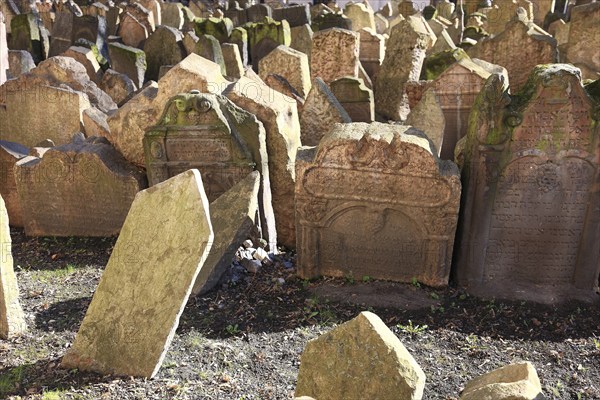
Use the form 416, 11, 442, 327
2, 230, 599, 399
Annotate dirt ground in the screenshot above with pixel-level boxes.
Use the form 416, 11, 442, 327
1, 230, 599, 399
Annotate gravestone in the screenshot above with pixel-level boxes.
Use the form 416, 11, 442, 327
344, 2, 375, 31
124, 3, 155, 34
144, 92, 277, 249
358, 27, 384, 82
60, 169, 213, 378
247, 4, 272, 23
189, 34, 226, 76
0, 85, 91, 147
259, 45, 311, 98
7, 50, 35, 79
194, 17, 233, 43
64, 46, 103, 84
161, 2, 184, 30
1, 56, 115, 113
15, 136, 146, 237
10, 13, 44, 63
229, 27, 249, 66
145, 93, 256, 201
467, 19, 557, 94
330, 77, 374, 122
375, 16, 433, 120
1, 12, 7, 85
192, 171, 260, 295
107, 54, 228, 166
398, 1, 420, 17
244, 17, 291, 70
117, 12, 148, 48
0, 194, 27, 340
71, 14, 107, 60
311, 12, 353, 31
49, 10, 74, 57
0, 141, 28, 227
296, 312, 425, 400
566, 2, 600, 80
436, 0, 455, 20
226, 76, 301, 249
300, 77, 351, 146
225, 4, 247, 27
460, 362, 542, 400
373, 13, 389, 35
455, 65, 600, 302
406, 88, 445, 157
137, 0, 161, 27
99, 69, 136, 106
310, 28, 360, 84
428, 57, 504, 160
222, 43, 244, 79
485, 0, 534, 36
143, 26, 186, 82
296, 122, 461, 286
290, 24, 313, 58
108, 42, 146, 90
272, 4, 311, 27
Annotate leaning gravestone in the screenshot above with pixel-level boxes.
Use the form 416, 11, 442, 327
144, 91, 277, 249
60, 169, 213, 378
295, 122, 461, 287
258, 45, 311, 98
0, 141, 28, 227
329, 76, 374, 122
145, 92, 257, 201
108, 42, 147, 89
10, 13, 44, 64
226, 76, 301, 249
300, 77, 351, 146
467, 19, 557, 92
455, 65, 600, 302
310, 28, 359, 84
0, 85, 91, 148
143, 25, 186, 82
192, 171, 260, 295
15, 136, 146, 237
296, 311, 426, 400
0, 194, 27, 340
565, 2, 600, 80
375, 16, 433, 120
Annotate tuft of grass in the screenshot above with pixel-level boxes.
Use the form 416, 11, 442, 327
0, 365, 29, 397
397, 320, 429, 336
32, 264, 78, 283
225, 324, 241, 335
42, 389, 65, 400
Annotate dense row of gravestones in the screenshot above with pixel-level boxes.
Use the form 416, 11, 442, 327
0, 0, 599, 300
0, 0, 599, 389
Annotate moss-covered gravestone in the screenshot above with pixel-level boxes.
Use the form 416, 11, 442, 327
244, 17, 291, 70
194, 17, 233, 43
144, 91, 277, 249
60, 170, 213, 377
10, 13, 44, 64
455, 65, 600, 303
108, 42, 147, 89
